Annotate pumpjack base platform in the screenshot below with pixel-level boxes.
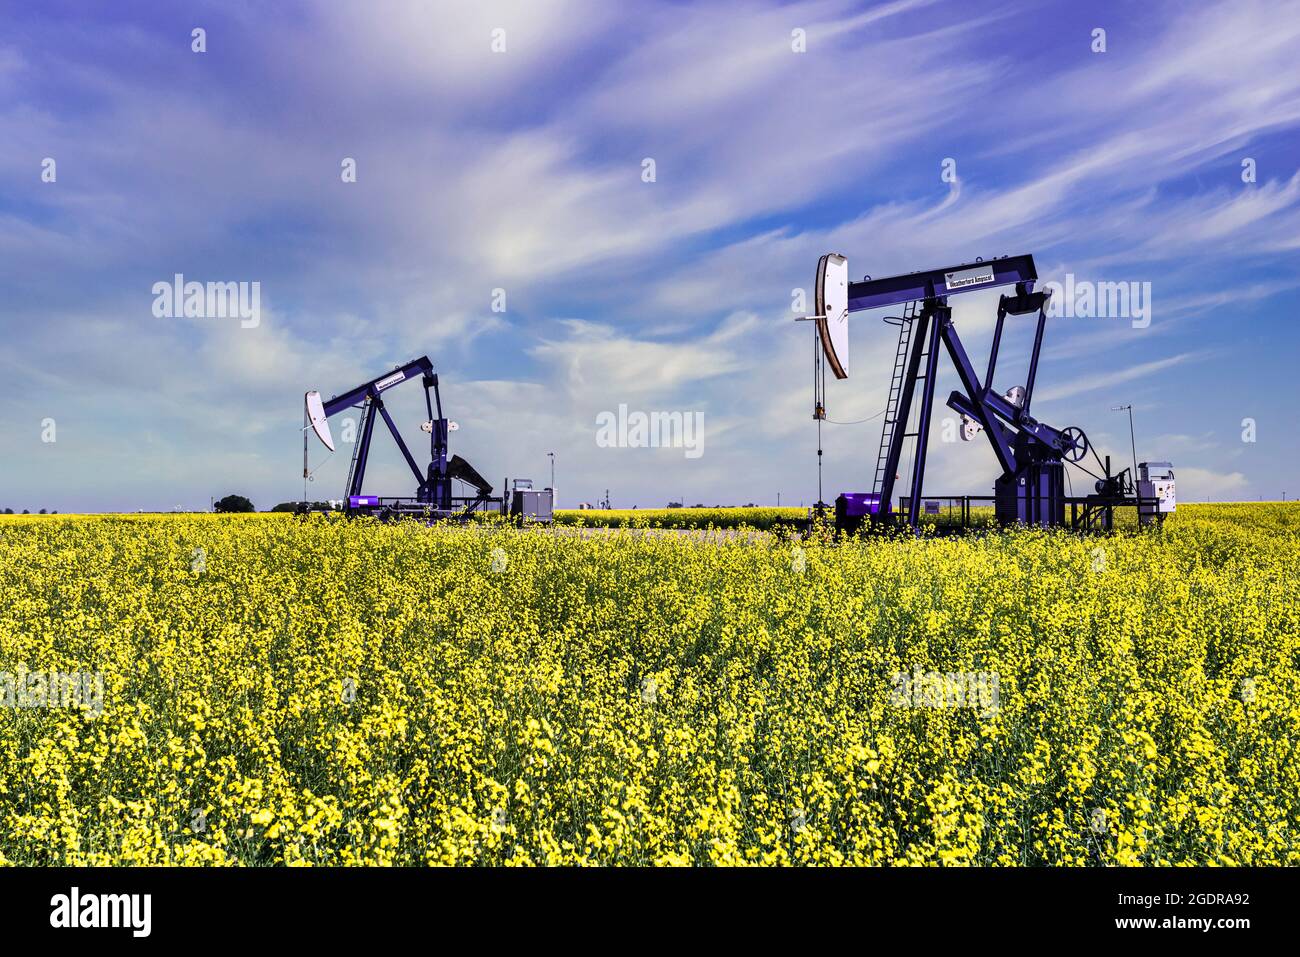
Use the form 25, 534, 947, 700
295, 495, 508, 523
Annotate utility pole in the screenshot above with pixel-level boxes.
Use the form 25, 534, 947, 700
547, 452, 555, 507
1111, 405, 1138, 482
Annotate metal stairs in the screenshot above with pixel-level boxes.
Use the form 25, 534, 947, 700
870, 300, 932, 500
344, 398, 371, 498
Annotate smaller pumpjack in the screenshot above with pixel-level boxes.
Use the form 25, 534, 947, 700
302, 356, 500, 519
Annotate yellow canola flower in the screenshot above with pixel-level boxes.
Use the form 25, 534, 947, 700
0, 504, 1295, 865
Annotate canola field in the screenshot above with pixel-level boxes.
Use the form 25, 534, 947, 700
0, 504, 1296, 866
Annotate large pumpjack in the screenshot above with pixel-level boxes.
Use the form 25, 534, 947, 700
800, 254, 1173, 533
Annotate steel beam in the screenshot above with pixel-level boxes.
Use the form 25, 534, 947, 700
847, 255, 1037, 314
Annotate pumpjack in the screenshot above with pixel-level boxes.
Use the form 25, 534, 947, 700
301, 356, 501, 519
800, 253, 1174, 533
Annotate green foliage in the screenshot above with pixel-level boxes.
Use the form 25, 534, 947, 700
213, 494, 255, 514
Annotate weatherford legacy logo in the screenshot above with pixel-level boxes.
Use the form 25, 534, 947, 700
50, 887, 151, 937
944, 264, 996, 290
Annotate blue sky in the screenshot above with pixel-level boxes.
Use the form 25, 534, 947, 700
1, 0, 1297, 511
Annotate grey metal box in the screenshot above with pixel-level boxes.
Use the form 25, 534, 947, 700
510, 488, 553, 523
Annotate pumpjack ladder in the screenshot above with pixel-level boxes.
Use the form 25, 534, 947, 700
869, 301, 917, 501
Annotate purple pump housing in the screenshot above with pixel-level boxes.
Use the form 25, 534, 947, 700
837, 492, 882, 516
834, 492, 883, 534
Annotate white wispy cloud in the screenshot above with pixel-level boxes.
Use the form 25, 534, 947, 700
0, 0, 1297, 509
